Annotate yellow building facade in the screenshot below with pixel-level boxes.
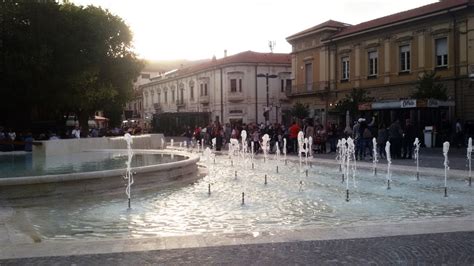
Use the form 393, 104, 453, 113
287, 0, 474, 128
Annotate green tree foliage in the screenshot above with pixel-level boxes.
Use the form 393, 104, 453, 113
411, 71, 447, 100
335, 88, 373, 117
291, 103, 309, 120
1, 1, 143, 132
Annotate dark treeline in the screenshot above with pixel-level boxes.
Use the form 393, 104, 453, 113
0, 0, 143, 133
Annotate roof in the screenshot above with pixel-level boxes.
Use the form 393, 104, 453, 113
286, 20, 350, 41
176, 51, 291, 76
330, 0, 470, 39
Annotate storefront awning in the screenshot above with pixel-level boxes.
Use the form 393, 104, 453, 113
359, 99, 455, 111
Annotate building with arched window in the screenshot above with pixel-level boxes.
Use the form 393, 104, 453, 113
140, 51, 291, 130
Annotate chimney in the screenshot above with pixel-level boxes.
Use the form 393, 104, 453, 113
224, 50, 227, 57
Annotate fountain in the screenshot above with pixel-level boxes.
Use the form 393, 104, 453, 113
283, 138, 287, 165
297, 131, 305, 167
385, 141, 392, 190
308, 136, 313, 158
414, 137, 421, 180
123, 133, 134, 209
241, 130, 248, 156
372, 137, 378, 176
170, 139, 174, 148
212, 138, 216, 151
261, 134, 270, 163
161, 138, 165, 149
443, 141, 450, 197
2, 129, 474, 244
468, 137, 472, 186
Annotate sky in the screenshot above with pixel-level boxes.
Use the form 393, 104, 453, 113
71, 0, 438, 61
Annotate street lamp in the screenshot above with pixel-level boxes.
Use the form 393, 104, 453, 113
257, 73, 278, 122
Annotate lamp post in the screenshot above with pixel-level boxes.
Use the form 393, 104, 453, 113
257, 73, 278, 122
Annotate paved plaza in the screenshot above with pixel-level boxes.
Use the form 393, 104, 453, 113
1, 231, 473, 265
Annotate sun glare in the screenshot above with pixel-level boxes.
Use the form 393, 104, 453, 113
71, 0, 438, 61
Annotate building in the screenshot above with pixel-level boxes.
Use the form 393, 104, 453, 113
140, 51, 292, 132
286, 0, 474, 130
124, 71, 160, 127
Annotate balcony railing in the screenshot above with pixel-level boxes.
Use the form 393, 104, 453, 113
199, 95, 210, 104
176, 99, 185, 108
285, 82, 329, 96
228, 91, 244, 102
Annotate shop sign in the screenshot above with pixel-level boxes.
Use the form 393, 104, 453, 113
400, 99, 416, 108
427, 99, 439, 107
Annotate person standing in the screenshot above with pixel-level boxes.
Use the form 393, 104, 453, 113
389, 120, 402, 159
71, 126, 81, 139
402, 119, 415, 159
288, 121, 301, 154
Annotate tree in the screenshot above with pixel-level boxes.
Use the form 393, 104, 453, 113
411, 71, 447, 100
291, 102, 309, 120
335, 88, 373, 117
1, 2, 143, 133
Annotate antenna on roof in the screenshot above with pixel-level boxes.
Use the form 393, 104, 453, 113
268, 41, 276, 53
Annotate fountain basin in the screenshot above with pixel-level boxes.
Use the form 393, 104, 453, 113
0, 149, 200, 200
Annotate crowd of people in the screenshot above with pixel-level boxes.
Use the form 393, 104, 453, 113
182, 116, 468, 161
0, 123, 145, 152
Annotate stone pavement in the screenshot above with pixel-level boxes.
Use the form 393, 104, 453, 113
1, 231, 473, 265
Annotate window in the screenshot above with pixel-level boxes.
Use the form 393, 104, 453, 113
172, 90, 175, 102
435, 37, 448, 67
281, 79, 292, 92
164, 91, 168, 103
190, 83, 194, 100
230, 79, 237, 92
305, 63, 313, 91
368, 51, 378, 77
341, 56, 350, 81
399, 45, 410, 72
230, 78, 242, 93
200, 83, 208, 96
286, 79, 292, 91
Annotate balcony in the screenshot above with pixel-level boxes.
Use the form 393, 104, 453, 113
176, 99, 186, 108
228, 91, 244, 102
199, 95, 210, 104
285, 82, 329, 97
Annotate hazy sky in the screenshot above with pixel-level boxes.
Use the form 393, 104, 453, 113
72, 0, 437, 61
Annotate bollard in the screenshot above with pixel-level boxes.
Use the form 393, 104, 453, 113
339, 164, 342, 172
265, 174, 267, 185
469, 176, 471, 187
128, 198, 131, 209
299, 180, 303, 192
346, 189, 350, 202
416, 172, 420, 181
241, 192, 245, 205
341, 173, 344, 183
387, 179, 391, 190
208, 183, 211, 196
444, 187, 448, 197
374, 167, 377, 176
305, 169, 308, 177
276, 166, 279, 173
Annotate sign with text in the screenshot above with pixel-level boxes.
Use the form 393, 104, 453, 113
401, 99, 416, 108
